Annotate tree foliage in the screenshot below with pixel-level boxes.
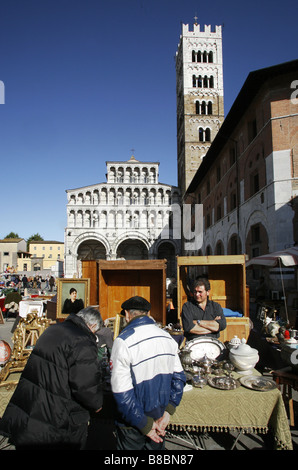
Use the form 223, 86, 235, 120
26, 233, 44, 251
4, 232, 19, 239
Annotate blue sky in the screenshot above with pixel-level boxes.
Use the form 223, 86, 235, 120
0, 0, 297, 242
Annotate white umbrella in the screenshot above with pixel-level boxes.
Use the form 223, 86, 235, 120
246, 247, 298, 324
245, 246, 298, 267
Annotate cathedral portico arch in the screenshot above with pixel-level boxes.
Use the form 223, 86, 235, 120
116, 238, 149, 260
71, 232, 111, 258
113, 231, 151, 258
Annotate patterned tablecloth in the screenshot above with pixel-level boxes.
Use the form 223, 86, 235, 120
169, 373, 293, 450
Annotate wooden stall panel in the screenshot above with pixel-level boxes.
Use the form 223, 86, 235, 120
82, 260, 98, 306
219, 317, 251, 342
98, 260, 166, 324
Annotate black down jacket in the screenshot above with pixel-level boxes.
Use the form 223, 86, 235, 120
0, 313, 103, 449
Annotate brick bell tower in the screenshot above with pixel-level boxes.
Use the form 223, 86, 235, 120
176, 18, 224, 196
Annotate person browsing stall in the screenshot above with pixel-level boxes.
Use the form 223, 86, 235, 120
110, 296, 186, 450
0, 307, 104, 450
181, 277, 226, 342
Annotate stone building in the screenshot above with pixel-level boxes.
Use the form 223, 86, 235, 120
176, 21, 224, 196
0, 238, 27, 272
64, 156, 181, 278
183, 59, 298, 289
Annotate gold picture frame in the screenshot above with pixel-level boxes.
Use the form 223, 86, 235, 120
56, 278, 90, 319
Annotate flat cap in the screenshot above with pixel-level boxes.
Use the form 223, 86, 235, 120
121, 296, 151, 312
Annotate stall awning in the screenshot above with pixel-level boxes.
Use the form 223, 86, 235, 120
246, 247, 298, 268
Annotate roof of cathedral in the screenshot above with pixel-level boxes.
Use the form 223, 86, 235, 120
128, 155, 138, 162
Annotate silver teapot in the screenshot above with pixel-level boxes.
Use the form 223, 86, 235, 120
198, 354, 216, 374
180, 349, 193, 367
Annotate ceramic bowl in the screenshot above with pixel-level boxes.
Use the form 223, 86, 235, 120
229, 343, 259, 374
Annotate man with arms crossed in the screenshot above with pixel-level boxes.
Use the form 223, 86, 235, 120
181, 277, 226, 341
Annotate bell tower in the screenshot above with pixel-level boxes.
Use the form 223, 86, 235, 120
176, 20, 224, 196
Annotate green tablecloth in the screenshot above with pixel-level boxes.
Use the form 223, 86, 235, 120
169, 374, 293, 450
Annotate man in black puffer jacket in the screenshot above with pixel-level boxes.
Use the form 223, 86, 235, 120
0, 307, 104, 450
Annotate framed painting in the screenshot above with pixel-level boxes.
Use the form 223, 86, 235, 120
56, 278, 90, 319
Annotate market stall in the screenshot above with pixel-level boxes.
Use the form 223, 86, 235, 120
168, 370, 292, 450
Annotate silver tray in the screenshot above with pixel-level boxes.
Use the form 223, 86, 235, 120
208, 375, 240, 390
184, 337, 226, 361
239, 375, 277, 391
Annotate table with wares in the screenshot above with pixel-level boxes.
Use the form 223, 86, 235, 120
169, 337, 293, 450
169, 371, 292, 450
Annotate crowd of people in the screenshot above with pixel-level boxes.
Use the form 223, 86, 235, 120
1, 273, 56, 292
0, 276, 226, 450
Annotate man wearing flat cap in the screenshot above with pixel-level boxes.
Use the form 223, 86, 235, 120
110, 295, 186, 450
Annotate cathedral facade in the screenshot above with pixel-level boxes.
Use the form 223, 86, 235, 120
64, 156, 181, 278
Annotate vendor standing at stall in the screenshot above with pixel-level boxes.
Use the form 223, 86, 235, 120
181, 277, 226, 341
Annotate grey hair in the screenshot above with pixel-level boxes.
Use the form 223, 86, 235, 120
76, 306, 103, 331
128, 309, 149, 318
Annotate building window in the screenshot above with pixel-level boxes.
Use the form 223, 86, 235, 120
195, 100, 212, 115
206, 180, 210, 194
248, 118, 257, 142
3, 252, 9, 256
205, 128, 211, 141
206, 213, 211, 228
229, 147, 236, 167
252, 224, 260, 244
198, 128, 211, 142
250, 171, 260, 196
192, 74, 213, 88
230, 191, 237, 211
192, 50, 213, 63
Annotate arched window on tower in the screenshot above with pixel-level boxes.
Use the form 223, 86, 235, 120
199, 128, 204, 142
207, 101, 213, 115
195, 101, 200, 114
203, 51, 207, 63
209, 76, 214, 88
201, 101, 206, 115
198, 128, 211, 142
208, 51, 213, 63
203, 75, 208, 88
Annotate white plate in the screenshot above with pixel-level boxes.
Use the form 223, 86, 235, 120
185, 337, 226, 361
239, 375, 277, 391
